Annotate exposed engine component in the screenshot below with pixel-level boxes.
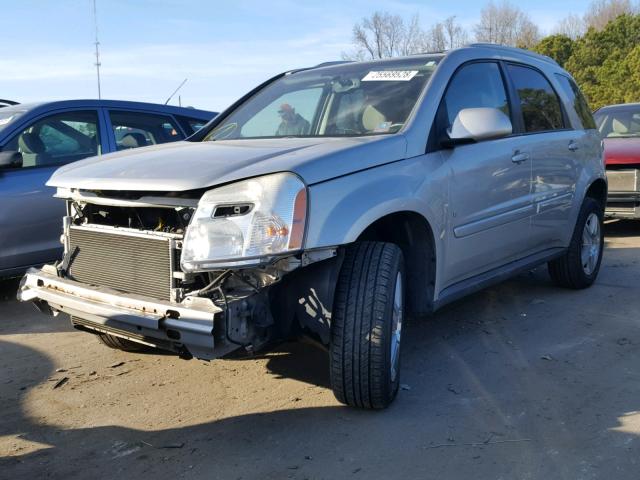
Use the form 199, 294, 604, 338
73, 202, 194, 234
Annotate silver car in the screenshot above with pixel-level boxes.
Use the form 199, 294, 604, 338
18, 44, 606, 409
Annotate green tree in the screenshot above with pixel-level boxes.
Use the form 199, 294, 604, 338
620, 44, 640, 103
564, 14, 640, 109
532, 34, 575, 67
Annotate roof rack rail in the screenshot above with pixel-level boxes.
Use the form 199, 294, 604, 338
414, 50, 447, 55
287, 60, 354, 76
467, 43, 559, 66
312, 61, 354, 68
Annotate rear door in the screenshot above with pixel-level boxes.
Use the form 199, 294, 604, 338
504, 64, 580, 250
0, 109, 104, 273
439, 61, 535, 288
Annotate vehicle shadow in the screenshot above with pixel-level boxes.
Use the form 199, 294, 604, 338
3, 239, 639, 478
228, 340, 331, 389
3, 270, 640, 480
0, 277, 20, 301
0, 277, 73, 336
604, 218, 639, 238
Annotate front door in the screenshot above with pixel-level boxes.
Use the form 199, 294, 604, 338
434, 61, 534, 288
443, 136, 534, 287
0, 110, 102, 274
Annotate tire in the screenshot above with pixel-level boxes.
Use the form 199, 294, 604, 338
548, 197, 604, 289
98, 333, 150, 352
330, 241, 405, 409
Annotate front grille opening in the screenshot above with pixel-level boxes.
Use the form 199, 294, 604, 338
77, 203, 194, 234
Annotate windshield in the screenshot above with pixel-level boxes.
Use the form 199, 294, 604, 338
205, 56, 441, 141
595, 107, 640, 138
0, 106, 25, 132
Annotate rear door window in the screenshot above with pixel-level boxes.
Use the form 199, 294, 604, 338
507, 64, 564, 133
175, 115, 211, 135
554, 74, 596, 130
3, 110, 101, 168
109, 111, 183, 150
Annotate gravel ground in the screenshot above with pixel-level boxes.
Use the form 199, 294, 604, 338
1, 220, 639, 480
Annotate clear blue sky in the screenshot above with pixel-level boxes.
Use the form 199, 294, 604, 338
0, 0, 591, 111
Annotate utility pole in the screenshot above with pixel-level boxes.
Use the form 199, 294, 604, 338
93, 0, 102, 99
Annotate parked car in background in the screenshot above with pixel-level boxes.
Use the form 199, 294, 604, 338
19, 45, 606, 409
594, 103, 640, 219
0, 100, 216, 277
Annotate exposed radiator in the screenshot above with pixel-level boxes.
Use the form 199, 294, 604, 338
67, 226, 175, 301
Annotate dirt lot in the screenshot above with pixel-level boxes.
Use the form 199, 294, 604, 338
1, 221, 639, 480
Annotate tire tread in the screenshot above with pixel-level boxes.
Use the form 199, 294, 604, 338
98, 333, 149, 352
548, 197, 603, 289
330, 241, 403, 409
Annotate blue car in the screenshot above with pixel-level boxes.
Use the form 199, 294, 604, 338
0, 100, 217, 277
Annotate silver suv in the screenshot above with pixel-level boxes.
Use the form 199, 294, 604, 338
18, 44, 606, 409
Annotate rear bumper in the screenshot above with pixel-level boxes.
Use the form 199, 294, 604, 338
17, 265, 225, 359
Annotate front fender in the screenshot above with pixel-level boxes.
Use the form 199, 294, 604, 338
305, 153, 447, 251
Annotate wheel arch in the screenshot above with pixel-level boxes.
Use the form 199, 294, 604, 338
585, 178, 608, 211
356, 211, 437, 315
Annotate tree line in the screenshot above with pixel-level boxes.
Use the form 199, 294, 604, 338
344, 0, 640, 110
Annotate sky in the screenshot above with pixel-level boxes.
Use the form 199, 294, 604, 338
0, 0, 592, 112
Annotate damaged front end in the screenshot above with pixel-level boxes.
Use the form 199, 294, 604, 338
18, 175, 340, 360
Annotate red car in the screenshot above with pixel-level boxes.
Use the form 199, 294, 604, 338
594, 103, 640, 218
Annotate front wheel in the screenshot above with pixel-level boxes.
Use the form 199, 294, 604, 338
548, 197, 604, 289
330, 242, 405, 409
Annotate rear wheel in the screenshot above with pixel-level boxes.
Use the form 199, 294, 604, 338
548, 197, 604, 289
330, 242, 405, 409
98, 333, 150, 352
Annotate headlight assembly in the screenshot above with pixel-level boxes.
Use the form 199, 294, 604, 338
180, 172, 307, 271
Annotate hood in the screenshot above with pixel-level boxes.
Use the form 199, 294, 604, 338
47, 136, 407, 191
604, 137, 640, 167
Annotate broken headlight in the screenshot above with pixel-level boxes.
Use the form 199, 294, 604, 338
180, 172, 307, 271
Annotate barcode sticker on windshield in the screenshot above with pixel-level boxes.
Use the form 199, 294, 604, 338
362, 70, 418, 81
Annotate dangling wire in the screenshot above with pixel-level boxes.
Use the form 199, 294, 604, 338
185, 270, 232, 297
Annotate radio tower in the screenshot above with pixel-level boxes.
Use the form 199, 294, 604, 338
93, 0, 102, 99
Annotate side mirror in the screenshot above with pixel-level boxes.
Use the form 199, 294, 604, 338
0, 150, 23, 169
445, 108, 512, 146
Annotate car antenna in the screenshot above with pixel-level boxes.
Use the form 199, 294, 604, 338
164, 78, 188, 105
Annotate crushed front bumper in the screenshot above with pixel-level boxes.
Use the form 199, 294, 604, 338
17, 265, 224, 359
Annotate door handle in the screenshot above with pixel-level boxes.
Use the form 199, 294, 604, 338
511, 151, 529, 164
568, 141, 580, 152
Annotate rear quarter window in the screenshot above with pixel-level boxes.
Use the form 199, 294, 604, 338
554, 74, 596, 130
